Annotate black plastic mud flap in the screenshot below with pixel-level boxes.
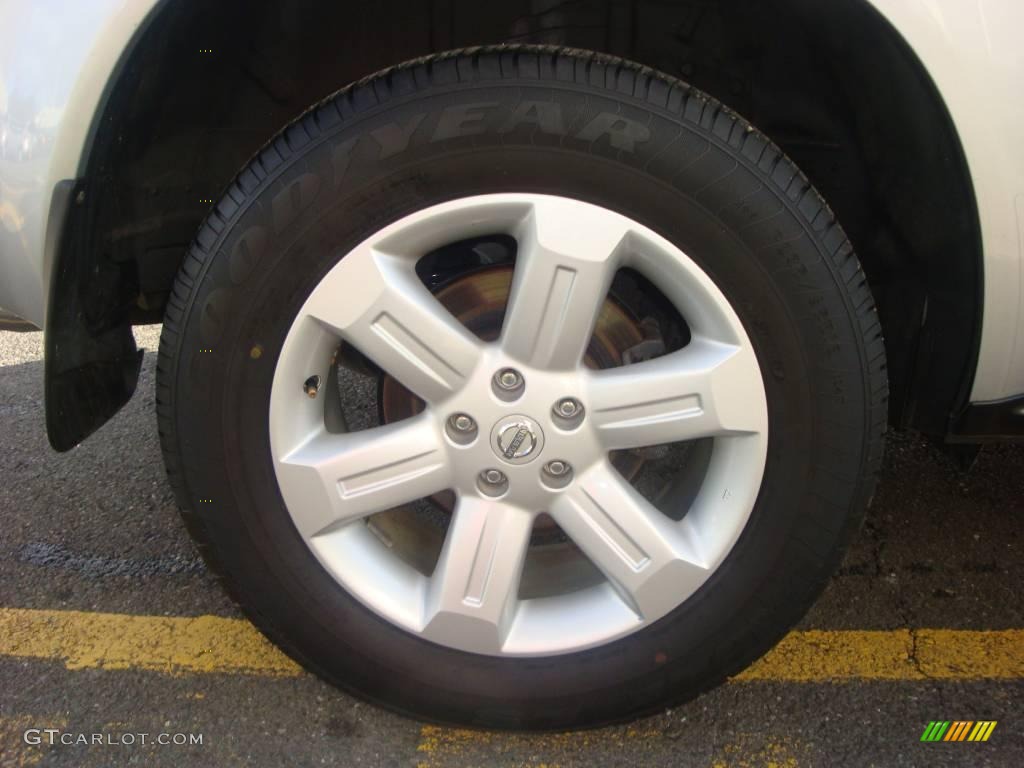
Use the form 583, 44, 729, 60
44, 180, 143, 451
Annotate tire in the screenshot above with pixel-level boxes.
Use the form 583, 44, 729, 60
157, 46, 887, 729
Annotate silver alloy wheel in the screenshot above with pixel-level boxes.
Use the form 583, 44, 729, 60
269, 194, 768, 657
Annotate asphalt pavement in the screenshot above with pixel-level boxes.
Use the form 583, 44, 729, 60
1, 327, 1021, 767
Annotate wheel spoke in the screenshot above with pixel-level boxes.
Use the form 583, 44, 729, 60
585, 338, 765, 449
500, 197, 629, 370
422, 496, 533, 653
550, 462, 708, 619
278, 414, 450, 538
304, 245, 482, 403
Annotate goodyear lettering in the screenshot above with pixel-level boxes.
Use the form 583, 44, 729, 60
497, 100, 565, 135
271, 172, 321, 233
575, 112, 650, 151
228, 225, 268, 286
331, 103, 650, 188
370, 113, 426, 158
432, 102, 497, 141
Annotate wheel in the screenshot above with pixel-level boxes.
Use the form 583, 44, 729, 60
157, 47, 886, 729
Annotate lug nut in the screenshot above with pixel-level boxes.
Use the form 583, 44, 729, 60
544, 460, 570, 476
449, 414, 476, 433
445, 412, 478, 445
303, 375, 321, 399
481, 469, 506, 485
495, 368, 523, 391
541, 459, 574, 489
478, 468, 509, 496
555, 397, 582, 419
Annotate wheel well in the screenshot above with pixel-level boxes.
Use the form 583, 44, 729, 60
62, 0, 980, 442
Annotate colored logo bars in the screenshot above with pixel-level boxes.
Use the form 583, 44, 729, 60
920, 721, 997, 742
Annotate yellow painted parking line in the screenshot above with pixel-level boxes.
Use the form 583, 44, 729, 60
0, 608, 300, 677
733, 628, 1024, 681
0, 608, 1022, 681
416, 724, 662, 767
414, 726, 805, 768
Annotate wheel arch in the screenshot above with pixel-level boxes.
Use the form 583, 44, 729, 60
48, 0, 983, 447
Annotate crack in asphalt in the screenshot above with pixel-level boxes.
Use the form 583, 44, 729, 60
860, 515, 937, 682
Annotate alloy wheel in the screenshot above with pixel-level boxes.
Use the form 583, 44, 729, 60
268, 193, 768, 656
